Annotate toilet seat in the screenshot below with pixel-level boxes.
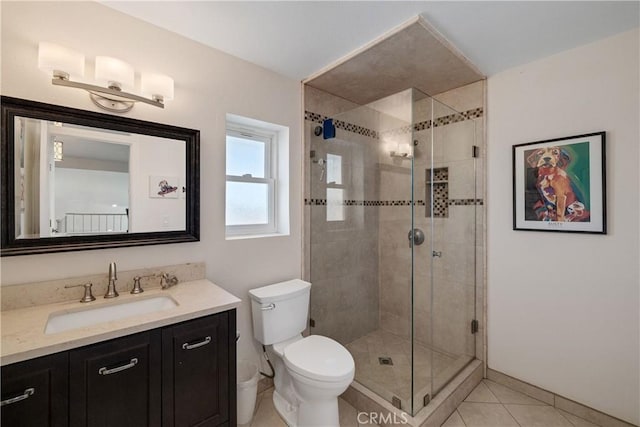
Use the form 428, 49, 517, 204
283, 335, 354, 383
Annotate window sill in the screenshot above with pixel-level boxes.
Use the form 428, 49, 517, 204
225, 231, 290, 241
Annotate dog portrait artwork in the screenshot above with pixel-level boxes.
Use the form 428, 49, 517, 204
523, 143, 591, 223
149, 175, 180, 199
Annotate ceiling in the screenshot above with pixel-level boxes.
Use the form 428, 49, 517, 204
305, 18, 485, 104
102, 1, 639, 80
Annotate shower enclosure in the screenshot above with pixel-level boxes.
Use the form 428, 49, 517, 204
306, 87, 481, 416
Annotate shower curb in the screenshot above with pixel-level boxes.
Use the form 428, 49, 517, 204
341, 359, 482, 426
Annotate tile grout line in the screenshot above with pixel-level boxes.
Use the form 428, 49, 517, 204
456, 409, 468, 427
464, 401, 517, 405
556, 408, 580, 427
502, 402, 525, 427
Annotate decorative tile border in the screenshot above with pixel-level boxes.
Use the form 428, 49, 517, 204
305, 198, 482, 207
304, 111, 379, 138
449, 198, 484, 206
305, 107, 483, 139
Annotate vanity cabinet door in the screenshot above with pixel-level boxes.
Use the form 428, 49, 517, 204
0, 352, 68, 427
69, 330, 161, 427
162, 310, 236, 427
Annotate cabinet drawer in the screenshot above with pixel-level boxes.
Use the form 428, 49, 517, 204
69, 330, 161, 427
1, 352, 68, 427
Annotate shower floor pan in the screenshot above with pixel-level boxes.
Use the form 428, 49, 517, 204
345, 328, 473, 413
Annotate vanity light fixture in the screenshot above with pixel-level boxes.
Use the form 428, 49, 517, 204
38, 42, 174, 113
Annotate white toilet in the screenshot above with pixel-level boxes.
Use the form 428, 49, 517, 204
249, 279, 354, 426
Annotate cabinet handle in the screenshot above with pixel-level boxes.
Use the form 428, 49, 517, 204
182, 336, 211, 350
0, 387, 35, 406
98, 358, 138, 375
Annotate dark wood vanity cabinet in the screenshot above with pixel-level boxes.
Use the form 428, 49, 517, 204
162, 311, 234, 427
0, 352, 69, 427
69, 330, 162, 427
0, 309, 236, 427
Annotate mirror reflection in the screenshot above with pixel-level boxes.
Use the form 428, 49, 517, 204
15, 117, 186, 239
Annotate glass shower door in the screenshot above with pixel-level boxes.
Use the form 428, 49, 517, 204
412, 96, 478, 413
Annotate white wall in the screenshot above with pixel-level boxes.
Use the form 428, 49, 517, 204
129, 135, 185, 232
0, 2, 303, 368
487, 29, 639, 425
55, 168, 129, 222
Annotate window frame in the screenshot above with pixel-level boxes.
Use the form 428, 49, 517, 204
225, 125, 277, 236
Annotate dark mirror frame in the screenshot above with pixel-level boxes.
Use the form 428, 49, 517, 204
1, 96, 200, 256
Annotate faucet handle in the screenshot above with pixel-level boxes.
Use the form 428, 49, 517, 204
65, 282, 96, 303
131, 274, 155, 294
160, 273, 179, 289
131, 276, 144, 294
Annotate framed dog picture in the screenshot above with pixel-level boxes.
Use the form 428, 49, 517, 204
149, 175, 180, 199
513, 131, 606, 234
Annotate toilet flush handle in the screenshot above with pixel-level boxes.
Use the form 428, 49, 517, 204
261, 303, 276, 311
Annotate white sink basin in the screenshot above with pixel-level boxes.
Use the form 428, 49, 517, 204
45, 295, 178, 334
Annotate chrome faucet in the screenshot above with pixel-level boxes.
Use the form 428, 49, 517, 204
104, 262, 119, 298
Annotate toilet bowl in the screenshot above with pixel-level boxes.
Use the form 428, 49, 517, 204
249, 280, 355, 426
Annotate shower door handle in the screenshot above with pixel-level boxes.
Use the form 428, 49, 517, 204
408, 228, 425, 247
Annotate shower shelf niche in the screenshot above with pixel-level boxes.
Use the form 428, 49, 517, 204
426, 167, 449, 218
389, 151, 413, 159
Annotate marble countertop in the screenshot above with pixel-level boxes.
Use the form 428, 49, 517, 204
1, 279, 241, 366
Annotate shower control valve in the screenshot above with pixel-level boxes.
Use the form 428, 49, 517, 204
408, 228, 425, 247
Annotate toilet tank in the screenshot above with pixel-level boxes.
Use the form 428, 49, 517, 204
248, 279, 311, 345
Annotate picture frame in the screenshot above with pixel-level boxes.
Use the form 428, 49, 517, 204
513, 131, 606, 234
149, 175, 180, 199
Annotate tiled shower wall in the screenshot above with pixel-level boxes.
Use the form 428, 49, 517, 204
304, 86, 381, 345
304, 82, 486, 363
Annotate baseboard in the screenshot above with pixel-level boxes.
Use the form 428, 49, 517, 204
486, 368, 638, 427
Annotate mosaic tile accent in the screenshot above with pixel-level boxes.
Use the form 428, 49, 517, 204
335, 119, 379, 138
306, 198, 327, 206
305, 111, 325, 123
414, 120, 432, 131
305, 199, 426, 206
304, 111, 379, 138
430, 167, 449, 181
426, 167, 449, 218
304, 107, 483, 139
429, 183, 449, 218
449, 199, 484, 206
306, 198, 483, 207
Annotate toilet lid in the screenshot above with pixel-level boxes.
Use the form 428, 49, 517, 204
284, 335, 354, 382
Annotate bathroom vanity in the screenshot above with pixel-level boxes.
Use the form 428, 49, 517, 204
1, 278, 241, 427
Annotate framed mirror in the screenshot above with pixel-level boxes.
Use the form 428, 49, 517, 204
1, 96, 200, 256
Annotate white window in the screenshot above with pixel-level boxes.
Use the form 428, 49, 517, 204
226, 126, 276, 236
326, 153, 345, 222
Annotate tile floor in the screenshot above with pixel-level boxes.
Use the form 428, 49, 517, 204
248, 387, 379, 427
248, 379, 601, 427
442, 379, 601, 427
